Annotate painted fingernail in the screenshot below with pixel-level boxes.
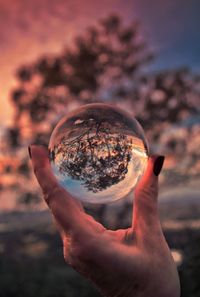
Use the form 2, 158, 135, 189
153, 156, 165, 176
28, 146, 32, 159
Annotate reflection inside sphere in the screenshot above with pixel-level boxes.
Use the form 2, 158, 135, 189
49, 103, 149, 203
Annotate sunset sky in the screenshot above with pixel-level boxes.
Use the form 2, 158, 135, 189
1, 0, 200, 126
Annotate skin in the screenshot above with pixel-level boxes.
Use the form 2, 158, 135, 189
30, 145, 180, 297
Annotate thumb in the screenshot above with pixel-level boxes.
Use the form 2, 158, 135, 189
132, 155, 165, 232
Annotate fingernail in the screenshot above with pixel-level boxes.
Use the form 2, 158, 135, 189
153, 156, 165, 176
28, 146, 32, 159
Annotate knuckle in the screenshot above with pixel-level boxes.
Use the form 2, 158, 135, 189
33, 165, 45, 177
43, 185, 63, 206
136, 182, 157, 199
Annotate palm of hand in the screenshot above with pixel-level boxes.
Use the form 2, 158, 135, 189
61, 209, 177, 297
30, 146, 180, 297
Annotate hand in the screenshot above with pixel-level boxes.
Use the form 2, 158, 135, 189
29, 145, 180, 297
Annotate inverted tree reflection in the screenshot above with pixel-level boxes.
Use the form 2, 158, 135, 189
51, 120, 133, 193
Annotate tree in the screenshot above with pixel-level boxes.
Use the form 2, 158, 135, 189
2, 14, 199, 208
51, 119, 133, 193
137, 68, 199, 129
2, 14, 152, 207
7, 15, 152, 150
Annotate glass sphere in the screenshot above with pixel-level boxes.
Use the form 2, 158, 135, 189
49, 103, 149, 204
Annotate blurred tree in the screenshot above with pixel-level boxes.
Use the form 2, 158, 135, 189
1, 14, 200, 297
2, 14, 152, 206
53, 121, 133, 193
2, 14, 200, 207
137, 68, 199, 130
8, 15, 152, 150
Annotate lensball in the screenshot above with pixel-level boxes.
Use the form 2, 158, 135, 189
49, 103, 149, 204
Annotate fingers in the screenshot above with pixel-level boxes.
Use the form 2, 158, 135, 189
29, 145, 81, 208
29, 145, 61, 201
29, 145, 86, 232
132, 155, 164, 233
29, 145, 105, 239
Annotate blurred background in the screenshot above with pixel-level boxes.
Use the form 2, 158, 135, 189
0, 0, 200, 296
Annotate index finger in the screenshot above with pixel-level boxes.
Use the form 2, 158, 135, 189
29, 145, 91, 235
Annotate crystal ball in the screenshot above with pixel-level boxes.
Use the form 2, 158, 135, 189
49, 103, 149, 204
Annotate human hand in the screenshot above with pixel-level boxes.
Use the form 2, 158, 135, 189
29, 145, 180, 297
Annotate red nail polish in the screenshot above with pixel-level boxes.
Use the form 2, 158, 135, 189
153, 156, 165, 176
28, 146, 32, 159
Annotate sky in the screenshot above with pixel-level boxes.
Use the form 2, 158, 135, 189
0, 0, 200, 126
